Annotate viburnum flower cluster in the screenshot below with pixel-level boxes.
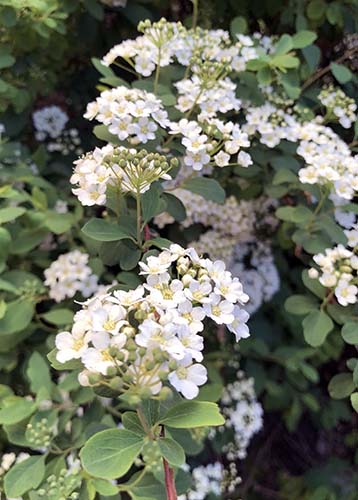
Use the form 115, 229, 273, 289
55, 244, 250, 399
44, 250, 99, 302
309, 225, 358, 306
71, 145, 177, 206
318, 84, 357, 129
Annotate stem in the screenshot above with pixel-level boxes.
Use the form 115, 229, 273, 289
136, 190, 142, 247
154, 47, 161, 94
136, 405, 153, 438
163, 457, 177, 500
191, 0, 199, 29
301, 47, 358, 91
305, 187, 328, 232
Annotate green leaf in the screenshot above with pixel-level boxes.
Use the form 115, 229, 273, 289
91, 57, 115, 78
4, 455, 45, 497
230, 16, 247, 36
257, 66, 273, 85
122, 412, 146, 436
91, 478, 119, 496
317, 214, 347, 245
80, 429, 143, 480
285, 294, 318, 315
158, 438, 185, 466
292, 30, 317, 48
350, 392, 358, 412
84, 0, 104, 20
274, 34, 293, 55
302, 45, 321, 72
160, 401, 225, 428
271, 55, 300, 69
0, 398, 36, 425
307, 0, 326, 20
162, 193, 186, 222
0, 206, 26, 224
341, 323, 358, 345
82, 218, 133, 242
276, 206, 312, 223
141, 186, 163, 223
0, 53, 15, 69
272, 169, 297, 185
41, 308, 74, 325
302, 269, 326, 299
182, 178, 225, 204
45, 212, 74, 234
302, 310, 334, 347
331, 63, 353, 84
26, 353, 51, 395
0, 299, 34, 335
118, 240, 141, 271
328, 373, 355, 399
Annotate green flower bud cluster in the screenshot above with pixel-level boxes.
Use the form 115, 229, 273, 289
141, 440, 163, 474
37, 468, 81, 500
26, 418, 54, 448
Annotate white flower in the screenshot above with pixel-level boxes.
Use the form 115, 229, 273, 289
55, 329, 89, 363
168, 358, 207, 399
237, 151, 252, 167
203, 294, 235, 324
214, 151, 230, 167
335, 280, 357, 306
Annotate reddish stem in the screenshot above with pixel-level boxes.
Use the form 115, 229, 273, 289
161, 426, 177, 500
163, 457, 177, 500
144, 224, 151, 241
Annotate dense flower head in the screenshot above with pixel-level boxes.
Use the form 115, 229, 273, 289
216, 370, 263, 460
84, 87, 170, 143
309, 226, 358, 306
71, 144, 177, 206
318, 84, 357, 129
55, 244, 250, 399
33, 105, 69, 140
44, 250, 99, 303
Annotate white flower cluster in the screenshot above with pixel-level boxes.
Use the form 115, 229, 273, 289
309, 226, 358, 306
101, 20, 273, 77
230, 242, 280, 314
55, 244, 250, 400
297, 121, 358, 201
175, 76, 241, 119
71, 145, 176, 206
178, 462, 224, 500
244, 101, 358, 202
47, 128, 83, 156
318, 85, 357, 129
168, 118, 251, 171
217, 370, 263, 460
33, 105, 69, 140
44, 250, 99, 303
84, 87, 169, 143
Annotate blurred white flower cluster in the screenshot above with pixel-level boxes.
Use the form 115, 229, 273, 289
55, 244, 250, 399
215, 370, 263, 460
309, 225, 358, 306
33, 105, 68, 140
71, 145, 177, 206
178, 462, 224, 500
230, 242, 280, 314
44, 250, 99, 302
318, 84, 357, 128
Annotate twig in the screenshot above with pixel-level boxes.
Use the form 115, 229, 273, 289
301, 47, 358, 91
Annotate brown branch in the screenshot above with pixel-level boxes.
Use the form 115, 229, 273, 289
301, 47, 358, 91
